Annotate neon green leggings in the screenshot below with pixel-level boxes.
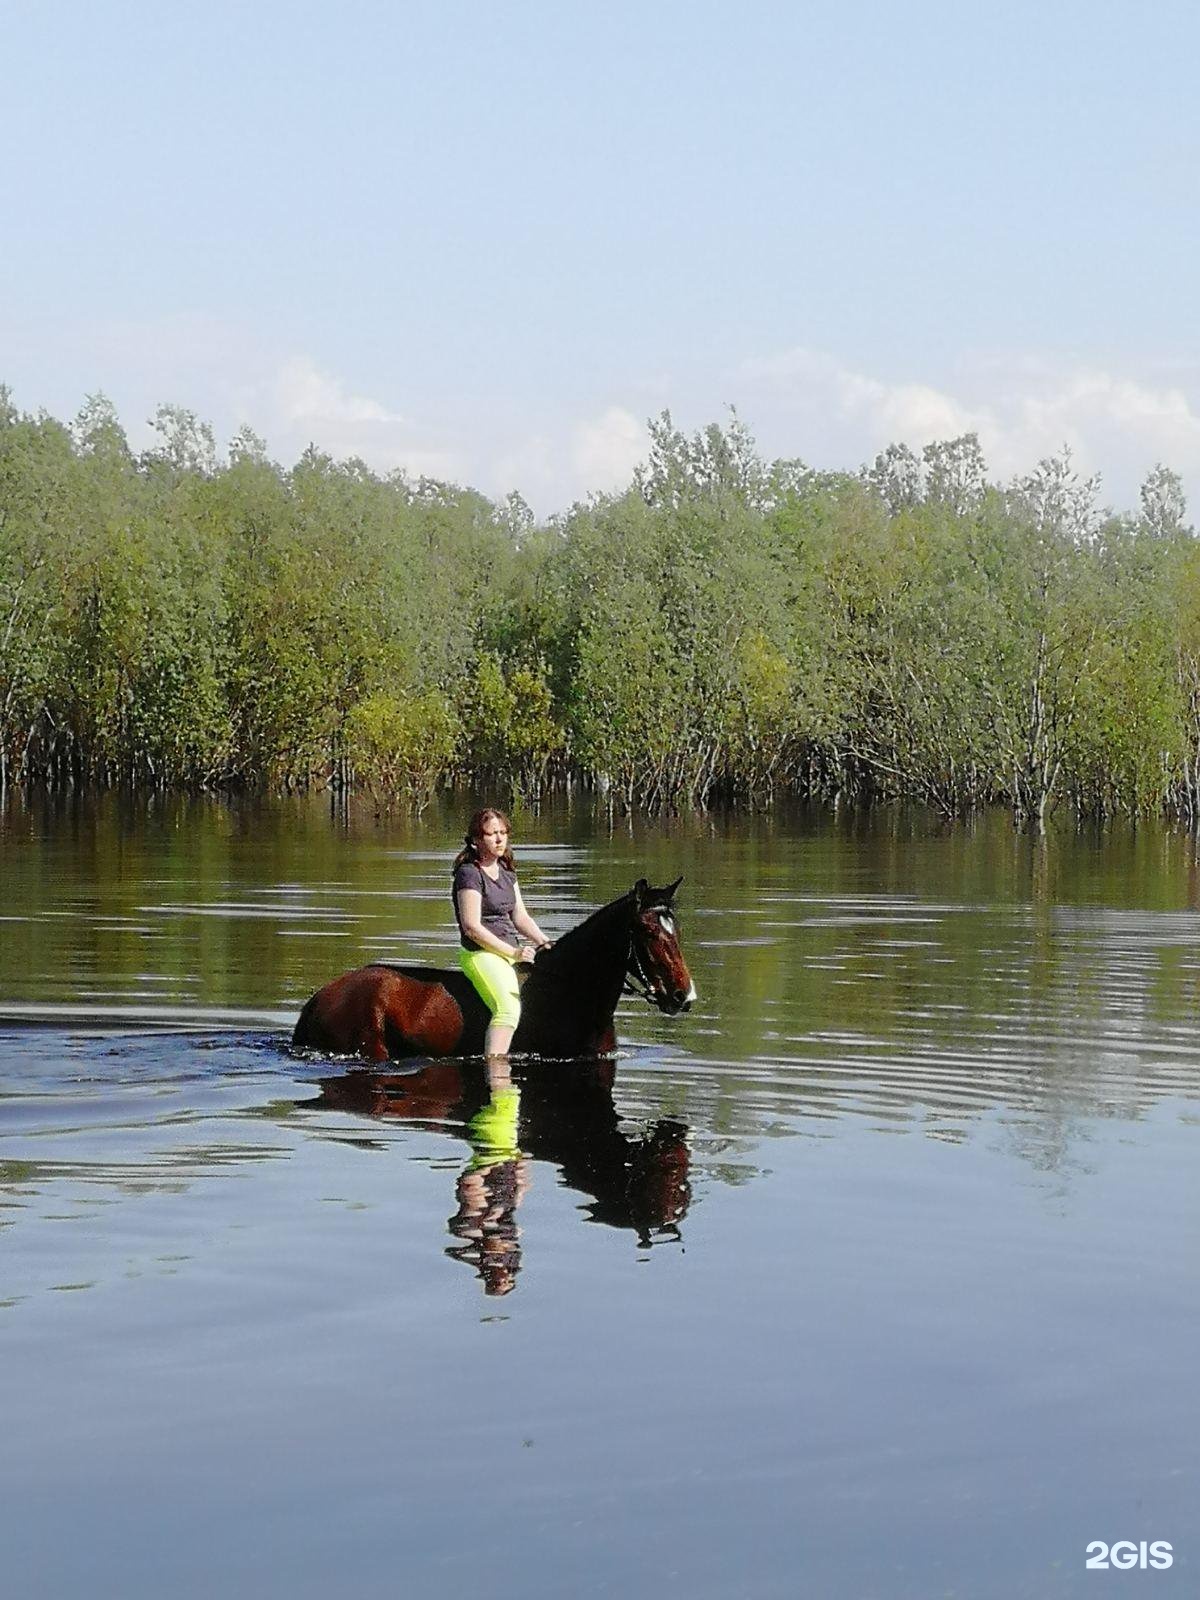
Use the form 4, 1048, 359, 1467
458, 947, 522, 1030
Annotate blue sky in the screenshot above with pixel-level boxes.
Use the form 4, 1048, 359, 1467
3, 0, 1198, 512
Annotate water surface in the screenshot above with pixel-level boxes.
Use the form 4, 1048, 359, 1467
1, 794, 1196, 1597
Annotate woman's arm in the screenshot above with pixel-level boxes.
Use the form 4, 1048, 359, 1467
512, 882, 551, 949
457, 888, 531, 961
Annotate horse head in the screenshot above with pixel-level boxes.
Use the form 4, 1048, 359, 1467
626, 876, 696, 1016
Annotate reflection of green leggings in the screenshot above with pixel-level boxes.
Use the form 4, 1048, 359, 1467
468, 1084, 521, 1163
459, 947, 521, 1030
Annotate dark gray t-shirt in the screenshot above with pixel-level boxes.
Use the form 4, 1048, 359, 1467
453, 861, 520, 951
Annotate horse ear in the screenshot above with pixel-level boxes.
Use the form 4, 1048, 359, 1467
665, 875, 683, 900
633, 878, 648, 906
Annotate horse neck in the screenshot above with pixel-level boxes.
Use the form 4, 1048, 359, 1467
535, 895, 631, 993
514, 895, 634, 1056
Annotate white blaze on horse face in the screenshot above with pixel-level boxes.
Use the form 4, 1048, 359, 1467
649, 908, 694, 1004
667, 913, 693, 1001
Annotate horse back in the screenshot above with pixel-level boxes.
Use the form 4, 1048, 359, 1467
293, 963, 489, 1060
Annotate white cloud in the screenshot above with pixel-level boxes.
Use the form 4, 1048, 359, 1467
481, 408, 649, 514
736, 346, 1200, 509
271, 357, 407, 427
570, 407, 647, 495
254, 372, 648, 513
240, 358, 464, 483
490, 432, 559, 508
11, 308, 1197, 518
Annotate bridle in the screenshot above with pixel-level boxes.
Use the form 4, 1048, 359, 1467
622, 903, 675, 1006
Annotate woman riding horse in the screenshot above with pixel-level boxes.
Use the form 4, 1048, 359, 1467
291, 859, 694, 1063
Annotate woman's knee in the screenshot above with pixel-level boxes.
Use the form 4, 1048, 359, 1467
491, 986, 522, 1031
489, 964, 522, 1031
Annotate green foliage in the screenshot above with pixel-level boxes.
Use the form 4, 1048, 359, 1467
460, 652, 564, 797
344, 689, 459, 809
2, 389, 1199, 829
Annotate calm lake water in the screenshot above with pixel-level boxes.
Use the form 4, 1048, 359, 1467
1, 793, 1197, 1599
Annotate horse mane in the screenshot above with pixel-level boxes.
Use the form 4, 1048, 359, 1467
534, 890, 634, 976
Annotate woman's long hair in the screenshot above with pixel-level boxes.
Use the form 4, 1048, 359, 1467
453, 807, 516, 873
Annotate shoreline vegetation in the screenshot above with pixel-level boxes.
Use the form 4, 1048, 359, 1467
1, 386, 1197, 833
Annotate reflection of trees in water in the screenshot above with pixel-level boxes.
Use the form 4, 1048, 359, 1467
997, 1111, 1099, 1191
666, 1023, 1193, 1190
309, 1059, 692, 1297
990, 1056, 1174, 1188
687, 865, 1200, 1183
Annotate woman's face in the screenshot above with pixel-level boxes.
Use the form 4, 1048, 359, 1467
475, 818, 509, 860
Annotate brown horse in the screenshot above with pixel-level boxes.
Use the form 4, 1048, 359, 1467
292, 877, 695, 1062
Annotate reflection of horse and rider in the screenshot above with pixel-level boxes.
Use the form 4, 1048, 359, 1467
310, 1057, 692, 1296
295, 805, 697, 1295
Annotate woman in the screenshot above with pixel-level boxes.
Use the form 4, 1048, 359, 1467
452, 808, 551, 1060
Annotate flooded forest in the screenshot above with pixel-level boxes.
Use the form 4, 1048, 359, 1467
2, 389, 1197, 831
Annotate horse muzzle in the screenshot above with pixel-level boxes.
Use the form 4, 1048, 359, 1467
655, 982, 696, 1016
